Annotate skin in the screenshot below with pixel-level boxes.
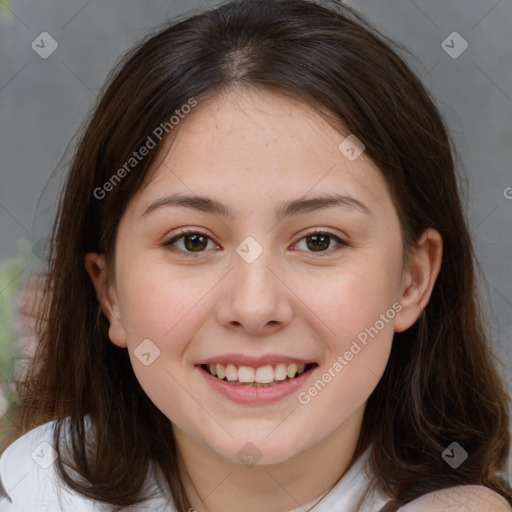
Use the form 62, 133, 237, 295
86, 87, 443, 512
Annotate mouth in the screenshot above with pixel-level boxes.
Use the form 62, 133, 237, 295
199, 362, 318, 387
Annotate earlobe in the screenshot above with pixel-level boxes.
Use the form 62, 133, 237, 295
394, 228, 443, 333
84, 253, 128, 348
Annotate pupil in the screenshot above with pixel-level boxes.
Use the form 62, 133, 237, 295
185, 234, 207, 252
308, 234, 329, 251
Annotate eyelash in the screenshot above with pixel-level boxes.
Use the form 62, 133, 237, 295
162, 229, 347, 257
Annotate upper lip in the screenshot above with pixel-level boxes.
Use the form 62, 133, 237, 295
197, 354, 316, 367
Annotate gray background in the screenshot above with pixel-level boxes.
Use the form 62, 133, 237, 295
1, 0, 511, 480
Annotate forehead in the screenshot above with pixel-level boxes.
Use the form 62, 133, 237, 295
132, 87, 392, 218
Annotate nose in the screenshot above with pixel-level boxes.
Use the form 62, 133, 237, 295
215, 244, 294, 335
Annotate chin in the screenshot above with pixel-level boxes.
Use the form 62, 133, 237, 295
212, 433, 307, 467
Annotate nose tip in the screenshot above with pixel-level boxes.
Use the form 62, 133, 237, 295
216, 258, 294, 335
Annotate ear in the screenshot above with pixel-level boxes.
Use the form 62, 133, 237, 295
394, 228, 443, 333
84, 253, 128, 348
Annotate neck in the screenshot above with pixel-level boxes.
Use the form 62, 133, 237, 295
173, 405, 366, 512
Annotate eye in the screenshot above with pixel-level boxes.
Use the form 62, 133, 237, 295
162, 229, 347, 257
293, 230, 347, 254
163, 230, 219, 256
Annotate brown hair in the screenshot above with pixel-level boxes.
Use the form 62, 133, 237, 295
9, 0, 511, 510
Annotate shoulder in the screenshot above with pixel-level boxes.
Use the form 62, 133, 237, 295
0, 419, 100, 511
399, 485, 512, 512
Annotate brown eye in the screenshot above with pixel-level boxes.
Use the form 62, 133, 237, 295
306, 233, 331, 251
164, 230, 217, 255
183, 233, 208, 252
294, 231, 346, 254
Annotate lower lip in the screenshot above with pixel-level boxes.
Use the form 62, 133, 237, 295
196, 364, 318, 404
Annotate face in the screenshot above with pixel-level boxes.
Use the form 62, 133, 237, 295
86, 87, 437, 467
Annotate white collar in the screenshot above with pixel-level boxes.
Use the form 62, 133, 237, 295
284, 446, 389, 512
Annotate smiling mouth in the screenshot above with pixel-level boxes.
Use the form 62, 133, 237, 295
200, 362, 317, 387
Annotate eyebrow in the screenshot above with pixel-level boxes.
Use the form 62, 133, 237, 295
141, 192, 371, 219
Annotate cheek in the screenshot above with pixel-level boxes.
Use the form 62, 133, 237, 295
115, 258, 219, 410
294, 248, 401, 405
303, 258, 401, 346
118, 254, 215, 343
296, 267, 397, 427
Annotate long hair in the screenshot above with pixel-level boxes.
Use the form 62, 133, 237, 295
10, 1, 511, 510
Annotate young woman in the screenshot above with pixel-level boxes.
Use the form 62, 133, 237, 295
1, 1, 511, 510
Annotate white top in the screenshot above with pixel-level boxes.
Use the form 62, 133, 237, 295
3, 419, 508, 512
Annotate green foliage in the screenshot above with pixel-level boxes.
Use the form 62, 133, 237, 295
0, 238, 44, 401
0, 1, 12, 13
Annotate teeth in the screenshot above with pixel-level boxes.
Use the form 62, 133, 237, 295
274, 363, 288, 381
238, 366, 255, 383
225, 363, 238, 381
204, 362, 310, 383
255, 365, 274, 383
216, 363, 225, 380
286, 363, 298, 378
